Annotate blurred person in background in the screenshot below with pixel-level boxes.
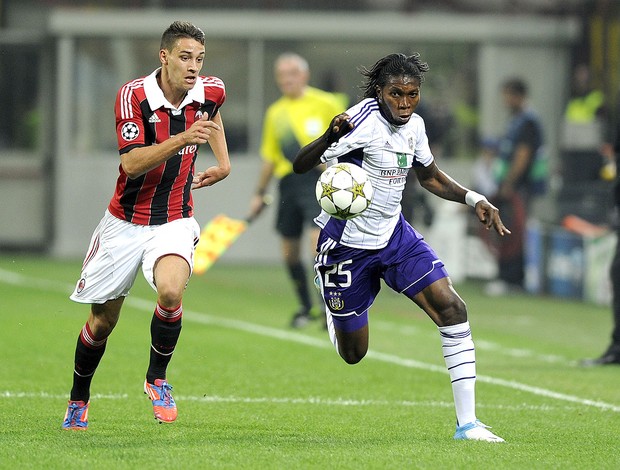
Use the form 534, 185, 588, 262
248, 53, 345, 328
62, 21, 231, 430
471, 137, 499, 197
484, 78, 547, 296
581, 119, 620, 366
563, 63, 615, 181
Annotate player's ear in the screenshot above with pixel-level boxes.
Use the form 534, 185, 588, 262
159, 49, 168, 65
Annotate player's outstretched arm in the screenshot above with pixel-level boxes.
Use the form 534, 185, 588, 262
415, 162, 511, 236
293, 114, 353, 174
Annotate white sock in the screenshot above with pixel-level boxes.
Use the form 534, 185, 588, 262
438, 321, 477, 426
325, 309, 339, 353
314, 265, 339, 354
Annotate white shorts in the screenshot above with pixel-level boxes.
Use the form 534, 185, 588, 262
70, 210, 201, 304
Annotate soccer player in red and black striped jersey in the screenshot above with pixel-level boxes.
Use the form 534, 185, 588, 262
62, 21, 231, 430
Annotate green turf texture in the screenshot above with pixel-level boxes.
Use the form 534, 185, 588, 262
1, 255, 618, 469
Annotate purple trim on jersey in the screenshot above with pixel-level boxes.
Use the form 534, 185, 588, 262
323, 216, 347, 243
337, 147, 364, 168
347, 100, 379, 138
316, 214, 448, 333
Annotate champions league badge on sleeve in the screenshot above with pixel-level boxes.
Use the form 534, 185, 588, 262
121, 122, 140, 141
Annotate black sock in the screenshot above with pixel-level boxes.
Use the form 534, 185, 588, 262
146, 304, 182, 384
70, 323, 107, 402
287, 262, 312, 312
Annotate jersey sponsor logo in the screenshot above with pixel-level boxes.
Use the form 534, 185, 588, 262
148, 113, 161, 123
381, 167, 408, 185
179, 144, 197, 155
397, 152, 408, 168
121, 122, 140, 141
380, 168, 408, 177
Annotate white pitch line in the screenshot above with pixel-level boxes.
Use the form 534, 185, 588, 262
1, 267, 619, 413
0, 391, 598, 413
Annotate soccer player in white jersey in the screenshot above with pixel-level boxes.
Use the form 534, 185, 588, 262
294, 53, 510, 442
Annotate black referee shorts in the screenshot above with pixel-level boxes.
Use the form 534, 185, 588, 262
276, 170, 322, 238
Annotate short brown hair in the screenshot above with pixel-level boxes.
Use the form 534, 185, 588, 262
160, 21, 205, 51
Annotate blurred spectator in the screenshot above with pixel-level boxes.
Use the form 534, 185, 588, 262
581, 119, 620, 366
471, 137, 499, 196
562, 63, 615, 181
564, 63, 609, 130
484, 78, 547, 296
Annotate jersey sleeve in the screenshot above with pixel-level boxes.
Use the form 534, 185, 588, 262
201, 76, 226, 118
413, 117, 434, 167
259, 105, 281, 163
115, 81, 147, 155
321, 100, 375, 163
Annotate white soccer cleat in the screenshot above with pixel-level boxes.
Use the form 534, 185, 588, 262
454, 420, 505, 443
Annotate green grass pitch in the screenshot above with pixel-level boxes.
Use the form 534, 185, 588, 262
0, 254, 619, 469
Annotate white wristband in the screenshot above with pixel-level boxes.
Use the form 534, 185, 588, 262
465, 191, 487, 208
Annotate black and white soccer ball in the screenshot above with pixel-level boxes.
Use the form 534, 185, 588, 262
315, 163, 373, 220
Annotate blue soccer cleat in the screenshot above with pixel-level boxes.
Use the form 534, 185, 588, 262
454, 420, 505, 442
62, 400, 90, 430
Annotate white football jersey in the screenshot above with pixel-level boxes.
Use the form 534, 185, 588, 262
316, 98, 434, 249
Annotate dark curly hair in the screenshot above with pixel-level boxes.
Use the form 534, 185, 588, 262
360, 53, 429, 99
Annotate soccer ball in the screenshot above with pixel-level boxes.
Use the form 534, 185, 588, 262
315, 163, 373, 220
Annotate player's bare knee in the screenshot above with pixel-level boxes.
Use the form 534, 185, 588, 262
338, 346, 367, 364
157, 286, 184, 308
438, 295, 468, 326
444, 295, 467, 325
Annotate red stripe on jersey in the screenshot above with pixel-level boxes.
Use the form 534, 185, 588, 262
81, 233, 100, 271
108, 75, 226, 225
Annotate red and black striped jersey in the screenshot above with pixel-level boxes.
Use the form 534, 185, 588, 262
108, 68, 226, 225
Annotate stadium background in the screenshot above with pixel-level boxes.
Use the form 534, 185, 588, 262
0, 0, 617, 278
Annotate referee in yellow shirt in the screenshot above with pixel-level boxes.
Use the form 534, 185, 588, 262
249, 53, 345, 328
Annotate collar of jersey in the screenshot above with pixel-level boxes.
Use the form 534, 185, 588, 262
144, 68, 206, 112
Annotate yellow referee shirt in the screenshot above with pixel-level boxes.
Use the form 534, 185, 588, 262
260, 87, 345, 179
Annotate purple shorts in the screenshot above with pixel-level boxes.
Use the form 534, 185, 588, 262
315, 215, 448, 332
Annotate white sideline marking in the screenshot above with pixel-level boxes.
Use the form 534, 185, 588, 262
0, 391, 604, 413
1, 267, 619, 413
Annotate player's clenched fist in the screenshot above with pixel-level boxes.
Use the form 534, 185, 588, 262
184, 114, 221, 145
